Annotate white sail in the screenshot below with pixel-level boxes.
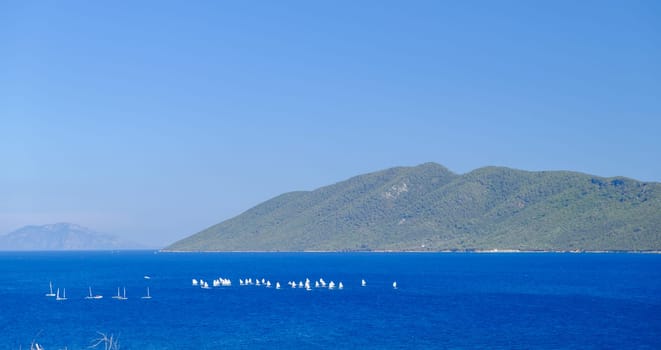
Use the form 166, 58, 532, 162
45, 281, 56, 297
361, 279, 367, 287
392, 281, 397, 289
141, 287, 152, 299
338, 282, 344, 290
114, 287, 128, 300
85, 286, 103, 299
56, 288, 67, 301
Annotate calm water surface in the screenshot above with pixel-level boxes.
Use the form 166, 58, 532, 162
0, 251, 659, 349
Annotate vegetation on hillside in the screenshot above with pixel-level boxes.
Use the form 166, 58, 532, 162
166, 163, 661, 251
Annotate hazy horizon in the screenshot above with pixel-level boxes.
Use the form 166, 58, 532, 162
2, 1, 660, 247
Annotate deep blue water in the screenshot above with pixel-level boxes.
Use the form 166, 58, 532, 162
0, 251, 660, 349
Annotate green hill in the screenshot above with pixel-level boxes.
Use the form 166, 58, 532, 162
165, 163, 661, 251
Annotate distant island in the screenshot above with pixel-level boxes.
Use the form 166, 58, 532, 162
165, 163, 661, 252
0, 223, 142, 250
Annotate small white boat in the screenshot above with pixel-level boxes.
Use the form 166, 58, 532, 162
201, 281, 210, 289
338, 282, 344, 290
85, 286, 103, 299
55, 288, 67, 301
298, 281, 304, 288
141, 287, 152, 299
113, 287, 128, 300
328, 281, 335, 290
192, 279, 199, 286
266, 281, 272, 288
315, 281, 320, 288
275, 282, 281, 289
45, 281, 56, 297
361, 279, 367, 287
392, 281, 397, 289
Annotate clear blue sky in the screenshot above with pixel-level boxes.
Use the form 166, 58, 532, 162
2, 1, 660, 247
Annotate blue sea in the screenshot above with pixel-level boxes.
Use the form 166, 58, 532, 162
0, 252, 660, 349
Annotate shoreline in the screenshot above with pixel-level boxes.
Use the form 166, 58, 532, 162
159, 249, 661, 254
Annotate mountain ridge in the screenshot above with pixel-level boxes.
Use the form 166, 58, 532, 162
165, 163, 661, 251
0, 222, 143, 250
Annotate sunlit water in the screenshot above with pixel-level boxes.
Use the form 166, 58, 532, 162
1, 251, 660, 349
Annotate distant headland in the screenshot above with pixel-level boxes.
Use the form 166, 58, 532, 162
0, 223, 143, 250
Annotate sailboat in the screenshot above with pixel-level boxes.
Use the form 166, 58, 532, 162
361, 279, 367, 287
56, 288, 67, 301
338, 282, 344, 290
392, 281, 397, 289
141, 287, 152, 299
113, 287, 128, 300
275, 282, 281, 289
45, 281, 56, 297
85, 286, 103, 299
